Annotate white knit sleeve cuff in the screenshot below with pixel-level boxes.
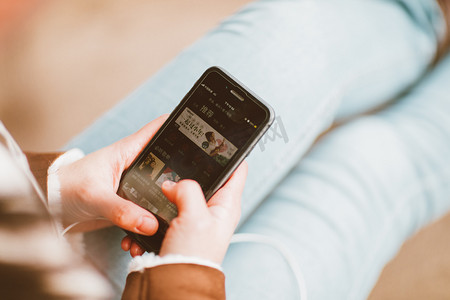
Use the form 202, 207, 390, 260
128, 252, 223, 274
47, 148, 85, 217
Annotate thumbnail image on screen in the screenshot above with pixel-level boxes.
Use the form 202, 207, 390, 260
175, 107, 238, 166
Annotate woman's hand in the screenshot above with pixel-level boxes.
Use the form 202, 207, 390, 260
56, 115, 168, 235
122, 162, 248, 264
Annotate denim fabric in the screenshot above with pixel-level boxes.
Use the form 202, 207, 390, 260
65, 0, 448, 299
224, 53, 450, 300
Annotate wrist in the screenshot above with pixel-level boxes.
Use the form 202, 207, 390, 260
47, 148, 85, 223
128, 252, 223, 274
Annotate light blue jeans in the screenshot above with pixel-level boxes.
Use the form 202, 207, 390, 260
66, 0, 450, 299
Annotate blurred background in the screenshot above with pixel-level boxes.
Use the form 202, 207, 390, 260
1, 1, 449, 299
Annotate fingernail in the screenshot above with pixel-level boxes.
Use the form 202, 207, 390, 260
138, 216, 157, 235
162, 180, 176, 189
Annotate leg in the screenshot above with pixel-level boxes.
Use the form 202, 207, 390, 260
67, 0, 443, 221
223, 53, 450, 300
68, 0, 444, 295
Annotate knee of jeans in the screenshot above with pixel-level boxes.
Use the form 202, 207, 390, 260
223, 242, 302, 300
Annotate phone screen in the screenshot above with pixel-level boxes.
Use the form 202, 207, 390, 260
118, 67, 273, 248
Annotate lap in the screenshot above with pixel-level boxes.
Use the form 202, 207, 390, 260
223, 53, 450, 300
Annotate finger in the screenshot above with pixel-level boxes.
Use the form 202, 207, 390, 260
161, 179, 208, 217
209, 161, 248, 209
99, 194, 158, 236
225, 161, 248, 195
117, 114, 169, 167
121, 235, 132, 251
130, 242, 145, 257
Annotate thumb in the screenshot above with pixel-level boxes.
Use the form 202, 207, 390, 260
99, 194, 159, 236
115, 114, 169, 168
161, 180, 208, 217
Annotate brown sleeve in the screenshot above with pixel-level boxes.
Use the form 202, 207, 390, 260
436, 0, 450, 62
25, 152, 64, 200
122, 264, 226, 300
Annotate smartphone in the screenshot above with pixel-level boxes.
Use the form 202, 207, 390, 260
117, 66, 274, 253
